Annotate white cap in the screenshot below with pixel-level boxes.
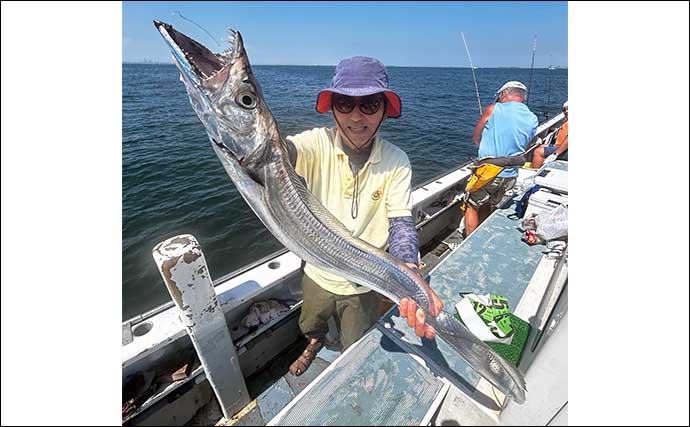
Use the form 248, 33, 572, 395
496, 81, 527, 94
563, 101, 568, 109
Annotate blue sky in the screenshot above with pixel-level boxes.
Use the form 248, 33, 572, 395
123, 1, 567, 67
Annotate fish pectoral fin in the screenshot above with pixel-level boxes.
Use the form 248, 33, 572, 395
244, 165, 266, 187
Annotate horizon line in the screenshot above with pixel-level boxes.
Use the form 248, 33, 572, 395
122, 61, 568, 69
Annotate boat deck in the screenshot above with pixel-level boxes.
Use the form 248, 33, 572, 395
215, 179, 564, 425
180, 160, 568, 426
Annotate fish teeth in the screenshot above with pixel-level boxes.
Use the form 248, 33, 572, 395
207, 67, 224, 80
225, 28, 236, 46
180, 47, 206, 78
216, 29, 236, 65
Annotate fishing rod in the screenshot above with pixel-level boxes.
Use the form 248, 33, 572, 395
526, 34, 537, 106
543, 54, 554, 120
461, 32, 483, 115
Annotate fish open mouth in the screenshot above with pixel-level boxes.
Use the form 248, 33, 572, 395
153, 20, 237, 80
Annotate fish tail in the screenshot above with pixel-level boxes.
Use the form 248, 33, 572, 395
430, 311, 527, 404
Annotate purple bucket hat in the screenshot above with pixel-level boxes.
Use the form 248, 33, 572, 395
316, 56, 402, 118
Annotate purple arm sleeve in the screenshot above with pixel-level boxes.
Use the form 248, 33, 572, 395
388, 216, 419, 267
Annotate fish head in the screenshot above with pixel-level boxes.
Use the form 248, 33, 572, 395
154, 20, 278, 173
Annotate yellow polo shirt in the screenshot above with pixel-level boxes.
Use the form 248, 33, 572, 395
287, 127, 413, 295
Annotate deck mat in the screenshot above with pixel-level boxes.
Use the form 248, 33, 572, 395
380, 201, 546, 389
270, 329, 445, 426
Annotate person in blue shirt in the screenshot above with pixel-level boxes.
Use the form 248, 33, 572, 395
465, 81, 538, 235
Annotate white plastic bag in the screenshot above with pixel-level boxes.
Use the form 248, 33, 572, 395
535, 204, 568, 241
454, 293, 515, 345
241, 300, 289, 328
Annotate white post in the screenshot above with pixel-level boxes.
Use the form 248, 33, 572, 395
152, 234, 249, 419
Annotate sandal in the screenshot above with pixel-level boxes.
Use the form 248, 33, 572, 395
289, 338, 323, 376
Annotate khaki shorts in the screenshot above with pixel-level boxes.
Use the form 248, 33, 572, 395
467, 176, 517, 209
298, 273, 381, 350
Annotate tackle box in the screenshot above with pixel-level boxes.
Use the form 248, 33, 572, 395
524, 188, 568, 218
534, 164, 568, 194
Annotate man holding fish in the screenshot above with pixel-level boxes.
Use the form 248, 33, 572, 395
285, 56, 444, 376
154, 20, 527, 400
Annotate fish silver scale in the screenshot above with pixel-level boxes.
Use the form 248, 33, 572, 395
275, 155, 432, 305
274, 153, 432, 312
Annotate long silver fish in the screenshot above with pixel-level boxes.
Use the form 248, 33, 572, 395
154, 20, 527, 403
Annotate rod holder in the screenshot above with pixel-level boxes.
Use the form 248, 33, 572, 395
153, 234, 249, 419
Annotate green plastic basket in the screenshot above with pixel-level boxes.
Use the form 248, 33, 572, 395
485, 313, 530, 367
454, 312, 530, 367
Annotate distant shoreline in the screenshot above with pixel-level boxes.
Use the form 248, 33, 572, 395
122, 62, 567, 70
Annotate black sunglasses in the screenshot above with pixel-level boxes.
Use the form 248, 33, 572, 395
332, 94, 385, 115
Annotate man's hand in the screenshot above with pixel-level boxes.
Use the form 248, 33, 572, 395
399, 264, 444, 339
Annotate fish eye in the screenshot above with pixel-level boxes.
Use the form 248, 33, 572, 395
236, 92, 257, 109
